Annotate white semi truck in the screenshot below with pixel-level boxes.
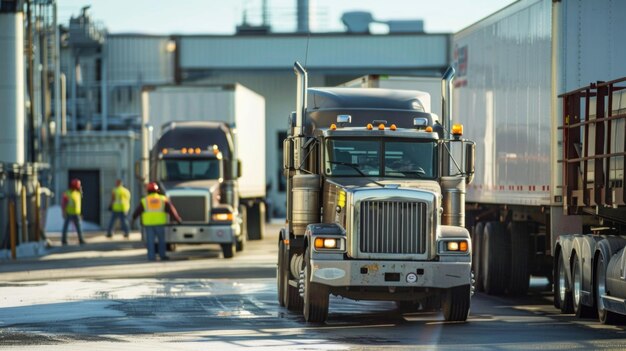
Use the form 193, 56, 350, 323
140, 84, 266, 257
452, 0, 626, 323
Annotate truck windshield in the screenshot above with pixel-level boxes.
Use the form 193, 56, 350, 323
325, 139, 437, 179
159, 158, 221, 181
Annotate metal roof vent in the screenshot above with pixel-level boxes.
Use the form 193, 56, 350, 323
341, 11, 374, 34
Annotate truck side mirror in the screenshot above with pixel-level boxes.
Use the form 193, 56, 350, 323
283, 138, 294, 170
237, 159, 242, 178
465, 142, 475, 184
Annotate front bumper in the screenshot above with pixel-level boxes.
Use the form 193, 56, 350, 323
165, 223, 239, 244
310, 259, 471, 289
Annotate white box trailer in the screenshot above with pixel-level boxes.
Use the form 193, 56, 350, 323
140, 84, 267, 249
453, 0, 626, 323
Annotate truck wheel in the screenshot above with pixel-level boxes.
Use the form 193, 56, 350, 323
594, 250, 623, 324
285, 252, 304, 312
277, 239, 286, 307
472, 222, 485, 292
508, 222, 529, 295
442, 284, 471, 322
481, 221, 509, 294
246, 201, 265, 240
166, 243, 176, 252
302, 249, 329, 323
221, 242, 235, 259
572, 252, 595, 318
420, 295, 441, 312
236, 235, 245, 252
395, 300, 420, 313
555, 249, 573, 313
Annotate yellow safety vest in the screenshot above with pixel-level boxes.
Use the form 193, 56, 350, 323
112, 185, 131, 213
141, 193, 168, 226
65, 190, 81, 215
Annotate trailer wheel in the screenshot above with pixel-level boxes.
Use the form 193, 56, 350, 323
572, 252, 595, 318
442, 284, 470, 322
594, 250, 623, 324
302, 249, 329, 323
246, 201, 265, 240
508, 222, 530, 295
420, 295, 442, 312
221, 242, 235, 259
277, 238, 286, 307
555, 249, 573, 313
481, 221, 509, 294
472, 222, 485, 292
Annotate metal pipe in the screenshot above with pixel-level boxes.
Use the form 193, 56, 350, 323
21, 184, 27, 243
9, 199, 17, 260
293, 61, 307, 137
441, 66, 455, 140
35, 182, 40, 241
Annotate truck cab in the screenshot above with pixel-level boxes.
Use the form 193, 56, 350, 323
150, 121, 244, 258
277, 64, 476, 322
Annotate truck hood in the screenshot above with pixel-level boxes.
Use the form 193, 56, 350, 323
329, 177, 441, 194
161, 180, 221, 193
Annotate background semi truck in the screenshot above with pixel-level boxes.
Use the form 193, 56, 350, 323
452, 0, 626, 323
277, 63, 475, 322
140, 84, 266, 257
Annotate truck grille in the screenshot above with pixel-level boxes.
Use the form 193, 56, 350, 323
359, 200, 427, 254
169, 196, 207, 222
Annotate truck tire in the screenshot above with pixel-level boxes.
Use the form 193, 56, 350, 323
572, 252, 595, 318
246, 201, 265, 240
481, 221, 509, 294
472, 222, 485, 292
302, 249, 329, 323
508, 222, 530, 295
221, 242, 235, 259
420, 295, 442, 312
442, 284, 471, 322
285, 252, 304, 312
555, 249, 573, 313
277, 238, 286, 307
166, 243, 176, 252
594, 249, 625, 324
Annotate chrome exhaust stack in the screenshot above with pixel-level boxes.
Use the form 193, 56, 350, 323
441, 66, 455, 140
293, 61, 308, 138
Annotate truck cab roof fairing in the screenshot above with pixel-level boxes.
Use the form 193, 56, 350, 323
304, 88, 438, 133
154, 121, 234, 160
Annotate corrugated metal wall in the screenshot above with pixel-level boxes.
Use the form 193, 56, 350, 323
106, 35, 174, 85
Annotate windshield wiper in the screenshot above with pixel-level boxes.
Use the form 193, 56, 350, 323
329, 161, 367, 176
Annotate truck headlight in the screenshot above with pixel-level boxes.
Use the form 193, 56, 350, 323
439, 239, 469, 254
313, 237, 345, 251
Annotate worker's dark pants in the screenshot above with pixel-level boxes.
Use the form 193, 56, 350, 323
61, 215, 85, 244
107, 211, 130, 237
144, 225, 166, 261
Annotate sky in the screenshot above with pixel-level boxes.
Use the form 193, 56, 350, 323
57, 0, 517, 35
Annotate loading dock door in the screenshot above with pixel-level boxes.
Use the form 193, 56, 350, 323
68, 170, 101, 225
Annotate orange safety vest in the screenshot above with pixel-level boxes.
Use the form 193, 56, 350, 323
141, 193, 168, 226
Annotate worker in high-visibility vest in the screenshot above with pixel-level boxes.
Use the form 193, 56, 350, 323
131, 182, 182, 261
106, 179, 131, 238
61, 178, 86, 245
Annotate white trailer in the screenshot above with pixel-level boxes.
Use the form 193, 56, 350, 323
452, 0, 626, 323
140, 84, 266, 243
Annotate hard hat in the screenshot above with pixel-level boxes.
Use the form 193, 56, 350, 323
70, 178, 81, 190
146, 182, 159, 193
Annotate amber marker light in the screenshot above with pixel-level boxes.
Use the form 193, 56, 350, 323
425, 126, 433, 132
330, 123, 337, 130
213, 145, 220, 155
162, 148, 168, 154
366, 123, 373, 130
459, 241, 468, 252
452, 124, 464, 136
378, 123, 385, 130
390, 124, 397, 131
181, 147, 187, 154
195, 147, 201, 154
